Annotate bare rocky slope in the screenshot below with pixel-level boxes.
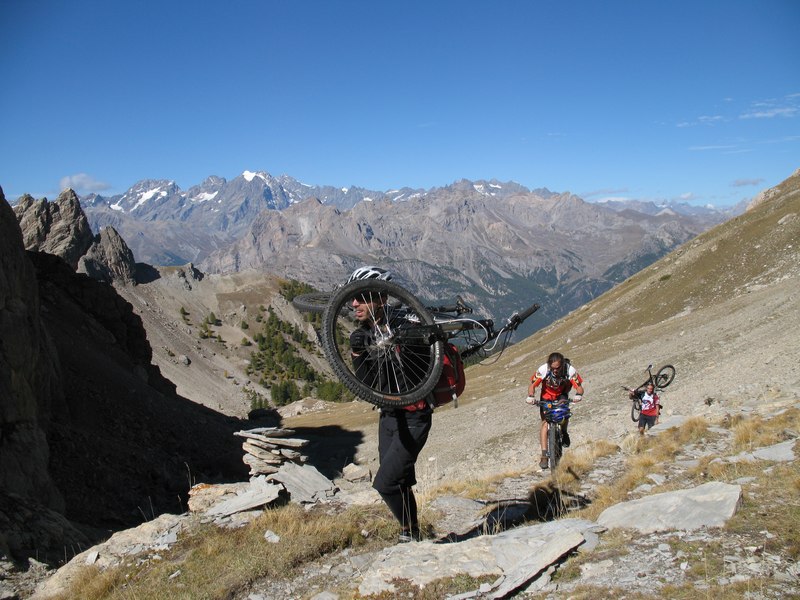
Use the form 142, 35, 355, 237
285, 167, 800, 487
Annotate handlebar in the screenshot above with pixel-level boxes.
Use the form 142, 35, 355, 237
529, 396, 577, 406
507, 302, 540, 329
428, 295, 473, 315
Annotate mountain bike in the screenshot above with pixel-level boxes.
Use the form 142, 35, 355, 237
535, 397, 574, 473
293, 281, 539, 409
623, 363, 676, 422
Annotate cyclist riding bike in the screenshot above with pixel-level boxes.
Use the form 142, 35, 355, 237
527, 352, 584, 470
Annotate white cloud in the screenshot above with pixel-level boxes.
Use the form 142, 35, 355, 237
676, 115, 725, 127
740, 106, 797, 119
595, 196, 630, 203
59, 173, 111, 194
689, 144, 739, 151
740, 94, 799, 119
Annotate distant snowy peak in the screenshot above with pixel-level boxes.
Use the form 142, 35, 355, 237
111, 179, 180, 213
442, 179, 533, 199
186, 176, 227, 204
242, 170, 268, 183
472, 181, 504, 196
190, 191, 219, 203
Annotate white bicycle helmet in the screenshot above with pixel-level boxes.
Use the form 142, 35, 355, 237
347, 265, 393, 284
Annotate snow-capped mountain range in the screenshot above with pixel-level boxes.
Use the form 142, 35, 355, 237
66, 169, 746, 336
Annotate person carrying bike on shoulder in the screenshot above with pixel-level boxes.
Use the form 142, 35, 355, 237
630, 382, 660, 435
348, 266, 432, 543
527, 352, 584, 470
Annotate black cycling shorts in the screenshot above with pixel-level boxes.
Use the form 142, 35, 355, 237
638, 414, 657, 430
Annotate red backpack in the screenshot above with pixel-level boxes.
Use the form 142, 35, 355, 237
433, 343, 466, 407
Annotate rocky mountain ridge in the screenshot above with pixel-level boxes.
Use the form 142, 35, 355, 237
73, 172, 735, 290
200, 187, 710, 337
13, 190, 138, 285
13, 172, 745, 339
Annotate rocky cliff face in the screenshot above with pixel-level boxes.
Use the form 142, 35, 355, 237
0, 190, 64, 510
77, 225, 137, 284
0, 188, 85, 564
13, 190, 94, 269
1, 189, 247, 565
14, 189, 137, 285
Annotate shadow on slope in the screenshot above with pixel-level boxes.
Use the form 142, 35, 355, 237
27, 251, 249, 555
436, 477, 591, 544
289, 426, 364, 480
30, 250, 366, 561
133, 261, 161, 284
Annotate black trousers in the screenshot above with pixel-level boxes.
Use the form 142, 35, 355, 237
372, 408, 432, 495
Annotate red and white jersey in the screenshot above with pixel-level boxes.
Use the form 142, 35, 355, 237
640, 391, 660, 416
531, 363, 583, 401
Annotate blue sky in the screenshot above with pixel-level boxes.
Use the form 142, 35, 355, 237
1, 1, 798, 207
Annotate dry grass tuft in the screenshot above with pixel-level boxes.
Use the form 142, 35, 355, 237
732, 407, 800, 451
555, 438, 619, 485
723, 453, 800, 559
672, 416, 710, 444
573, 417, 714, 521
51, 503, 397, 600
422, 469, 521, 502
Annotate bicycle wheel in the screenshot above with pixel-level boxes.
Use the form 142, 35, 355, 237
320, 279, 444, 409
547, 423, 561, 473
631, 398, 641, 422
655, 365, 676, 389
292, 292, 332, 314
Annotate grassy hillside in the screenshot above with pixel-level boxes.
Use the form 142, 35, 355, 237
536, 169, 799, 348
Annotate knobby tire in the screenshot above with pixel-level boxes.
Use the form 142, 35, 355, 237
655, 365, 676, 389
547, 423, 561, 473
320, 280, 444, 409
631, 398, 642, 422
292, 292, 332, 314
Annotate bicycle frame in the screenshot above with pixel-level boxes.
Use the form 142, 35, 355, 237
316, 279, 540, 408
396, 299, 536, 360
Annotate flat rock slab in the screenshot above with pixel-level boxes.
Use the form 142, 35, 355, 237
204, 478, 283, 517
648, 416, 689, 434
357, 518, 597, 597
597, 481, 742, 533
729, 438, 797, 463
267, 462, 337, 503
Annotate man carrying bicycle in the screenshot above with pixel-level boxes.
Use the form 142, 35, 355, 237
527, 352, 584, 470
348, 266, 432, 543
629, 382, 660, 435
